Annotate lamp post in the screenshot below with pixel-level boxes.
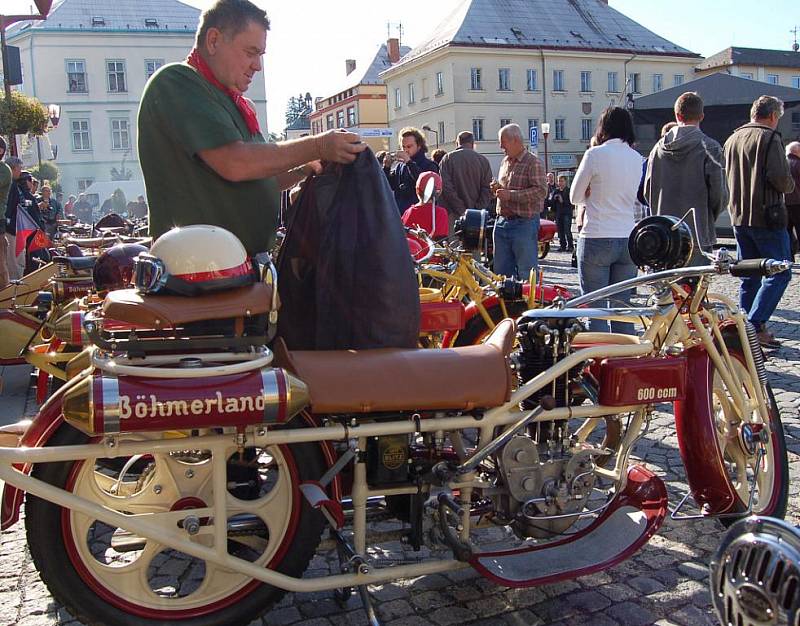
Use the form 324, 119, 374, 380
422, 125, 439, 148
36, 103, 60, 170
541, 122, 550, 174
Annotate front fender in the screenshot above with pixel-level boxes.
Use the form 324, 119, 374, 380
673, 345, 739, 515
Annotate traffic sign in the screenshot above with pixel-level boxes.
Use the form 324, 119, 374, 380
529, 126, 539, 147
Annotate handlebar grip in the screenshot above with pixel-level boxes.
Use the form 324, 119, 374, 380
729, 259, 790, 278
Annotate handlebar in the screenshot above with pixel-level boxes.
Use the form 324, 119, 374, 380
729, 258, 791, 278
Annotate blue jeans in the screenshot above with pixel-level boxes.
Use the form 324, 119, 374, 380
734, 225, 792, 328
577, 237, 638, 334
493, 215, 539, 281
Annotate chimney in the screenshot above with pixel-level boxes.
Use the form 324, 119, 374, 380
346, 59, 356, 76
387, 37, 400, 64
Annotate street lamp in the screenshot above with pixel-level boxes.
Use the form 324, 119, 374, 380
541, 122, 550, 174
37, 103, 61, 170
422, 125, 439, 148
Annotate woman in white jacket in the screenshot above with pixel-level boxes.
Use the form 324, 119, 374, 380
570, 107, 644, 333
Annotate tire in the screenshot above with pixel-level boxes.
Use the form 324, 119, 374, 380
712, 351, 789, 525
453, 301, 528, 346
25, 424, 327, 626
538, 242, 550, 260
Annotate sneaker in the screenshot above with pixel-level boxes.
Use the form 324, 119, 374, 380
757, 330, 781, 349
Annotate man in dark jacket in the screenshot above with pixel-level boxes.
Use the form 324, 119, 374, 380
786, 141, 800, 255
439, 131, 493, 233
724, 95, 795, 348
551, 175, 574, 251
384, 127, 438, 213
644, 92, 728, 264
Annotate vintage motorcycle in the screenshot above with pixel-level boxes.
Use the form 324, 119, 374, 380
0, 216, 789, 626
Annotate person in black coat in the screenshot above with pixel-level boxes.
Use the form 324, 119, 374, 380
383, 127, 439, 213
552, 175, 574, 252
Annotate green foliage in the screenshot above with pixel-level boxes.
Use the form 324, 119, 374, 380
0, 91, 48, 136
111, 188, 127, 213
30, 160, 59, 183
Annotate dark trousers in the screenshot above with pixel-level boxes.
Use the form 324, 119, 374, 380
787, 205, 800, 257
556, 213, 573, 250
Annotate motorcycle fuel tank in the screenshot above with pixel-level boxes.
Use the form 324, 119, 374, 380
597, 356, 687, 406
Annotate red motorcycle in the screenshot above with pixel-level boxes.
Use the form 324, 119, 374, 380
0, 218, 788, 626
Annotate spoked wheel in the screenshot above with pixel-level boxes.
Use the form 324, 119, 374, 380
538, 241, 550, 260
25, 424, 326, 626
712, 352, 789, 524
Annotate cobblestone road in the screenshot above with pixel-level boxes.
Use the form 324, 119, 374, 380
1, 243, 798, 626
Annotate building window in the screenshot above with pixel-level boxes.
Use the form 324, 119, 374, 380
741, 72, 753, 80
553, 70, 565, 91
580, 71, 592, 92
347, 106, 356, 127
436, 71, 444, 95
498, 68, 511, 91
110, 118, 130, 150
581, 118, 593, 142
526, 68, 537, 91
77, 178, 94, 193
145, 59, 163, 80
66, 60, 87, 93
326, 114, 334, 130
470, 67, 482, 90
394, 88, 401, 109
793, 111, 800, 132
500, 117, 512, 128
554, 118, 566, 140
653, 73, 663, 92
438, 121, 445, 145
421, 77, 428, 99
607, 71, 619, 93
793, 76, 800, 89
71, 119, 91, 151
336, 110, 345, 128
408, 82, 415, 104
673, 74, 684, 86
472, 118, 484, 141
767, 74, 779, 85
628, 73, 641, 94
106, 60, 126, 93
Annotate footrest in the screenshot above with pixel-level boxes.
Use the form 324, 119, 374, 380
300, 481, 344, 529
470, 465, 667, 587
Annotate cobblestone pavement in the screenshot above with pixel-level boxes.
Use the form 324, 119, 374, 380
1, 243, 799, 626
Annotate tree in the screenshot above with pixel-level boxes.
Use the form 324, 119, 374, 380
285, 92, 312, 125
0, 91, 48, 137
31, 160, 58, 183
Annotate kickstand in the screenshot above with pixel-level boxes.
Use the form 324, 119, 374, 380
330, 529, 381, 626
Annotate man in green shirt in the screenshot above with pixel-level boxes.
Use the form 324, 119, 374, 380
138, 0, 364, 256
0, 137, 11, 289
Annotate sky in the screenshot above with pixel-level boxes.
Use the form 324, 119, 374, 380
3, 0, 800, 131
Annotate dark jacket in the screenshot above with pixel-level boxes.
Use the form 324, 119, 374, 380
5, 180, 20, 235
277, 147, 419, 350
724, 122, 795, 228
645, 125, 728, 248
385, 150, 439, 213
439, 147, 493, 215
787, 153, 800, 207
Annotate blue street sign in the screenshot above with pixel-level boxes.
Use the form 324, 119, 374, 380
529, 126, 539, 147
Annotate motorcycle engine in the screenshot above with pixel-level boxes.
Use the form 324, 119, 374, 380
500, 316, 598, 538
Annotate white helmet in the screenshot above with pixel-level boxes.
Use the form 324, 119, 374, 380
133, 225, 255, 295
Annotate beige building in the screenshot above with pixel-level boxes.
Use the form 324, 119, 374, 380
309, 39, 410, 153
381, 0, 700, 172
8, 0, 268, 202
696, 47, 800, 89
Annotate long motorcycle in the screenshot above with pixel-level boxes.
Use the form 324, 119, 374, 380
0, 216, 789, 626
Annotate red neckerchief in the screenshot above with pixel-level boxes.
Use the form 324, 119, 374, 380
186, 49, 261, 136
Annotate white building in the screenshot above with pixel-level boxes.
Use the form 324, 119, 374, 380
7, 0, 268, 203
381, 0, 700, 173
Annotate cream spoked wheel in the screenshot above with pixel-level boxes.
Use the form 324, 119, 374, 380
712, 353, 788, 521
26, 425, 326, 626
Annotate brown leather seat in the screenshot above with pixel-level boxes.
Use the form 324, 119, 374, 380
274, 318, 516, 413
102, 282, 273, 328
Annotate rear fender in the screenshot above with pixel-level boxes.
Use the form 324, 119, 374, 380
673, 345, 739, 515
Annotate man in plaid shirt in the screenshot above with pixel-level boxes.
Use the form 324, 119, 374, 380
491, 124, 547, 280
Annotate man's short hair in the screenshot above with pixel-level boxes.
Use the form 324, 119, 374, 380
499, 123, 523, 142
399, 127, 428, 153
751, 95, 784, 121
457, 131, 474, 146
674, 92, 704, 121
195, 0, 270, 49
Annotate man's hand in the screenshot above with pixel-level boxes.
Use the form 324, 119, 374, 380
395, 150, 411, 164
306, 160, 323, 175
315, 129, 367, 163
495, 189, 511, 202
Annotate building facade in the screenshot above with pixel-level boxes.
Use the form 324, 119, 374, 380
8, 0, 268, 202
381, 0, 700, 172
309, 39, 410, 153
696, 47, 800, 89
